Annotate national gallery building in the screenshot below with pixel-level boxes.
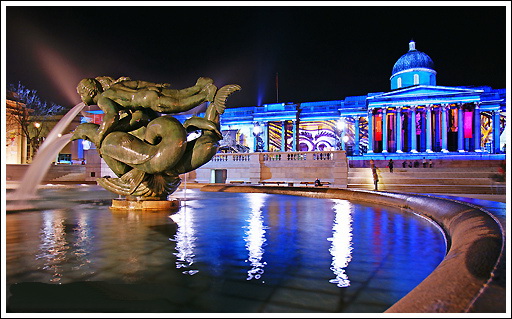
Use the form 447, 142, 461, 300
183, 40, 506, 158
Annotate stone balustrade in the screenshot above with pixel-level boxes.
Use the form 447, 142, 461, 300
194, 150, 348, 186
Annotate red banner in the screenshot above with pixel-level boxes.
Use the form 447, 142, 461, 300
464, 111, 473, 138
375, 115, 382, 141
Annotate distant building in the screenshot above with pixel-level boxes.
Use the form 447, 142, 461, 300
175, 40, 505, 157
5, 91, 82, 164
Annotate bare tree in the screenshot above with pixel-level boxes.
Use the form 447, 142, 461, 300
7, 82, 65, 162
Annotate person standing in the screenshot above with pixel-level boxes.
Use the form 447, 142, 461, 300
388, 159, 394, 173
422, 157, 427, 168
372, 167, 379, 191
429, 159, 433, 168
402, 160, 407, 168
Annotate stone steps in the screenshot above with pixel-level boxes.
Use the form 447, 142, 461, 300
349, 167, 500, 172
51, 172, 88, 181
347, 184, 504, 194
349, 172, 494, 179
349, 177, 494, 186
347, 166, 505, 194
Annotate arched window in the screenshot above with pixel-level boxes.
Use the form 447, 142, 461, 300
397, 77, 402, 88
414, 74, 419, 85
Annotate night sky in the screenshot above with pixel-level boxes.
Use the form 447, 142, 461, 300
4, 4, 509, 110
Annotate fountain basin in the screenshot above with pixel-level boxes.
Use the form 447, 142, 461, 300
201, 184, 506, 313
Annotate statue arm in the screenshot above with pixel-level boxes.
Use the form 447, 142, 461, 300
114, 80, 170, 93
96, 96, 124, 145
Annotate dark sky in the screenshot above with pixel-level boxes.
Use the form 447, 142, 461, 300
5, 4, 508, 110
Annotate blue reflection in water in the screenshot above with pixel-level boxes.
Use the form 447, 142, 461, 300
328, 199, 354, 287
243, 193, 269, 281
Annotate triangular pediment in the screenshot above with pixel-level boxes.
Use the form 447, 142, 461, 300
366, 85, 485, 108
368, 85, 483, 100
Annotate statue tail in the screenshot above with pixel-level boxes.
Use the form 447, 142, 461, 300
205, 84, 241, 122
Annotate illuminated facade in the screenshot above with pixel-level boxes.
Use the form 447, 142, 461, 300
192, 40, 506, 156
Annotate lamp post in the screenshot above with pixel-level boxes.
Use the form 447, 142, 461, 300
253, 124, 263, 152
337, 118, 346, 151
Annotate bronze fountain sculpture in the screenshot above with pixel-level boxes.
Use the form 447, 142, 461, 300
71, 76, 240, 208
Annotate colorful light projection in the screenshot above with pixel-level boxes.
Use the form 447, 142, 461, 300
268, 121, 282, 152
464, 110, 473, 138
358, 117, 369, 153
298, 120, 337, 151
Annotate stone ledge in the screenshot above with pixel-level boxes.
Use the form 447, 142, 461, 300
110, 198, 180, 211
200, 184, 506, 313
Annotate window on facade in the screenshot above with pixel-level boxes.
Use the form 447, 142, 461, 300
397, 77, 402, 88
414, 74, 419, 85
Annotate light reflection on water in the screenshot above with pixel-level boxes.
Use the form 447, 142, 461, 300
243, 193, 269, 281
37, 210, 69, 283
328, 199, 354, 287
170, 200, 198, 275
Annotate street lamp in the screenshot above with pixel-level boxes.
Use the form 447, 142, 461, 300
253, 124, 263, 152
337, 118, 346, 150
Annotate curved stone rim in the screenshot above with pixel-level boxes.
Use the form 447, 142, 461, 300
199, 184, 506, 313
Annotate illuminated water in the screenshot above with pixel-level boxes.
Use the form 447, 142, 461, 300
6, 187, 446, 313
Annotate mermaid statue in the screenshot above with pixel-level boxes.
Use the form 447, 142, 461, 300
71, 76, 240, 201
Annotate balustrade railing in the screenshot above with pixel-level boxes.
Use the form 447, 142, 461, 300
211, 151, 341, 163
212, 153, 250, 162
263, 151, 338, 161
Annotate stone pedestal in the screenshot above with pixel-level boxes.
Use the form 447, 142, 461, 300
110, 198, 180, 211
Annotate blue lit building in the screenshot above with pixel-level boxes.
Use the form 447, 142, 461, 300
196, 40, 506, 157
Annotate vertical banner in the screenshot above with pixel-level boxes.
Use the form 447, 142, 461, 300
375, 115, 382, 141
464, 111, 473, 138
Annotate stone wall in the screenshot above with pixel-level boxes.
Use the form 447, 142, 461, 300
195, 150, 349, 187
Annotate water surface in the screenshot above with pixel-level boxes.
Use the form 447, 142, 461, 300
5, 186, 446, 313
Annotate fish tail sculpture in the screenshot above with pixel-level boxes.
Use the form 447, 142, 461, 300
169, 84, 241, 176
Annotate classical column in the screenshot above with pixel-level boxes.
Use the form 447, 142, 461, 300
425, 105, 433, 153
395, 107, 403, 153
354, 116, 360, 155
441, 104, 449, 153
492, 110, 501, 153
367, 109, 374, 153
457, 104, 465, 152
435, 107, 442, 152
292, 120, 297, 151
281, 120, 286, 152
382, 108, 388, 153
409, 106, 418, 153
473, 103, 482, 152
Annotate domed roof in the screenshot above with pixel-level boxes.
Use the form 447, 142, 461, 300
392, 40, 435, 75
